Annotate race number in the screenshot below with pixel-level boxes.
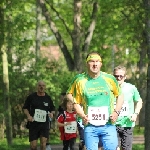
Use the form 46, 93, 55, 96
34, 109, 47, 122
64, 121, 77, 133
114, 101, 129, 116
88, 106, 109, 126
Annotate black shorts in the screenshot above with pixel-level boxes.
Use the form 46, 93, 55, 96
116, 126, 133, 150
29, 121, 49, 142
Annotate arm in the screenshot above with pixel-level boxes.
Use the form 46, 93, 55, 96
67, 94, 88, 123
49, 111, 55, 119
115, 93, 124, 113
23, 109, 33, 122
73, 103, 86, 119
23, 95, 34, 122
48, 96, 55, 118
131, 98, 143, 122
110, 93, 124, 123
67, 94, 86, 118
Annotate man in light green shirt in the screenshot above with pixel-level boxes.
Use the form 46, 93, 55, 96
114, 66, 143, 150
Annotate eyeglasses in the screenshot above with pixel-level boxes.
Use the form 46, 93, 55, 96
114, 75, 125, 79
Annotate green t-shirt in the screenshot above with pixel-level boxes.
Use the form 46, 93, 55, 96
67, 71, 121, 124
115, 82, 141, 127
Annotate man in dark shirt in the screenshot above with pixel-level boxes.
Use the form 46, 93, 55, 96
23, 80, 55, 150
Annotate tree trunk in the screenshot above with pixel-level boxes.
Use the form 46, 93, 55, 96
137, 34, 147, 127
35, 0, 41, 75
38, 0, 74, 71
144, 0, 150, 149
2, 46, 13, 145
72, 0, 82, 72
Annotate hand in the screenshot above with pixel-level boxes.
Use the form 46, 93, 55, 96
48, 113, 54, 119
65, 122, 71, 126
27, 115, 34, 122
130, 113, 138, 122
110, 111, 118, 123
82, 115, 89, 125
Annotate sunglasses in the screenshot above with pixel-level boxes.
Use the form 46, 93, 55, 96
114, 75, 125, 79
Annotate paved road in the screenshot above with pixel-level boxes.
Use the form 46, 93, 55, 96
132, 135, 144, 144
31, 135, 144, 150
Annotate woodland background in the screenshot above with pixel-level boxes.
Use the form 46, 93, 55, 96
0, 0, 150, 149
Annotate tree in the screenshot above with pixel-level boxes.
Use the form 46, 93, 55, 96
0, 2, 13, 145
144, 0, 150, 148
38, 0, 98, 72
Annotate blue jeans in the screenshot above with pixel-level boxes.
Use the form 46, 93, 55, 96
84, 124, 118, 150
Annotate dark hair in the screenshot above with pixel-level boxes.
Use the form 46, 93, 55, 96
60, 92, 66, 96
61, 97, 73, 110
86, 51, 101, 60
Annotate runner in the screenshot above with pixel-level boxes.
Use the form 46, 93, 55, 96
57, 97, 77, 150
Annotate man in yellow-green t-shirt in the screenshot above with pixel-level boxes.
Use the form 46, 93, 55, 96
67, 51, 124, 150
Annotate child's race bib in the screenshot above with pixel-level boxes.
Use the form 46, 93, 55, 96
64, 121, 77, 133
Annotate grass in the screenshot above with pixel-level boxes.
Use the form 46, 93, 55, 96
0, 129, 62, 150
0, 126, 144, 150
132, 144, 144, 150
0, 137, 144, 150
0, 138, 30, 150
133, 126, 144, 136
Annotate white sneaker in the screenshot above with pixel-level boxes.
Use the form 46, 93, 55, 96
46, 144, 51, 150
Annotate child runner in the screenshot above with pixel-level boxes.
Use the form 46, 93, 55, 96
57, 97, 77, 150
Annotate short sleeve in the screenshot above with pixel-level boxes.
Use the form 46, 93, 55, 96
57, 113, 65, 123
22, 95, 31, 110
132, 86, 141, 102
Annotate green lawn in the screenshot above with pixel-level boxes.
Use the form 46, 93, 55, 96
133, 126, 144, 135
0, 126, 144, 150
0, 138, 144, 150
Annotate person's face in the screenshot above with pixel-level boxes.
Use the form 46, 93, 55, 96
66, 101, 73, 111
37, 82, 46, 93
114, 69, 126, 85
87, 56, 102, 75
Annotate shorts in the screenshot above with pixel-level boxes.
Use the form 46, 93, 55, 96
29, 121, 49, 142
84, 124, 118, 150
116, 126, 133, 150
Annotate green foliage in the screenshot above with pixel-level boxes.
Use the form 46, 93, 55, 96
133, 126, 144, 136
0, 0, 148, 142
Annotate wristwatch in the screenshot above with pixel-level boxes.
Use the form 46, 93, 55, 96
114, 109, 120, 116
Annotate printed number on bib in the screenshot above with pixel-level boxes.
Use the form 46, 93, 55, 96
114, 101, 129, 117
64, 121, 77, 133
34, 109, 47, 122
88, 106, 109, 126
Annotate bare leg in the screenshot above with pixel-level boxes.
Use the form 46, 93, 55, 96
40, 136, 47, 150
30, 140, 38, 150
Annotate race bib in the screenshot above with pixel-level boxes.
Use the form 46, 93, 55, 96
119, 101, 129, 116
34, 109, 47, 122
114, 101, 129, 116
88, 106, 109, 126
64, 121, 77, 133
